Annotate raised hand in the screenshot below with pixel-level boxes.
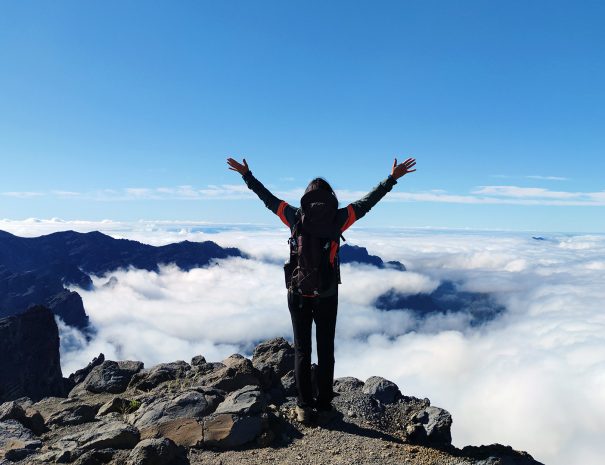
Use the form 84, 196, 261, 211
391, 157, 416, 180
227, 157, 250, 175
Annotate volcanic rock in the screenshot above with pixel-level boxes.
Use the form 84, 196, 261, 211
252, 337, 295, 389
0, 306, 65, 403
214, 385, 267, 415
129, 361, 191, 391
203, 413, 264, 449
78, 360, 144, 395
126, 437, 180, 465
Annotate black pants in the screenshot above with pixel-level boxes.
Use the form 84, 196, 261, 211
287, 291, 338, 410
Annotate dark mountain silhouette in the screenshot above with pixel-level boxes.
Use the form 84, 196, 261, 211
339, 244, 406, 271
375, 280, 505, 327
1, 229, 504, 333
0, 230, 244, 327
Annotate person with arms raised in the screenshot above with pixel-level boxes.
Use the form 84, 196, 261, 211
227, 156, 416, 424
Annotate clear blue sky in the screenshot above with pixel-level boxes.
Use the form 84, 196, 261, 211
1, 1, 604, 232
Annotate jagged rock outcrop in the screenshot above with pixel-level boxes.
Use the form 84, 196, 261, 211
251, 337, 295, 393
0, 337, 544, 465
0, 306, 66, 403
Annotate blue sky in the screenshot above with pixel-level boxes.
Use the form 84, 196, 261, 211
0, 1, 604, 232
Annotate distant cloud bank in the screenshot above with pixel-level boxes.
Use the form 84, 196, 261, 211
3, 181, 605, 207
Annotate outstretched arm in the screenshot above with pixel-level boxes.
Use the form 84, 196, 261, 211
227, 157, 297, 228
338, 157, 416, 232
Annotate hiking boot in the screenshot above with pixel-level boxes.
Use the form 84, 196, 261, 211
295, 405, 313, 425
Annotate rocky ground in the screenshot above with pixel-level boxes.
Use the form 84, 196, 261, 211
0, 338, 542, 465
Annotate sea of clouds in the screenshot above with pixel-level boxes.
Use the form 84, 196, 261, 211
2, 218, 604, 465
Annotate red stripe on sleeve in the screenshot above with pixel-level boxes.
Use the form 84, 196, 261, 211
341, 204, 357, 232
276, 201, 290, 227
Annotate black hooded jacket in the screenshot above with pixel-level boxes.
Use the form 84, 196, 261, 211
242, 171, 398, 296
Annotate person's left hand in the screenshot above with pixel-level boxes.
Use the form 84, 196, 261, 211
227, 157, 250, 175
391, 157, 416, 180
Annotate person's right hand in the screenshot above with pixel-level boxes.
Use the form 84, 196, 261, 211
227, 157, 250, 175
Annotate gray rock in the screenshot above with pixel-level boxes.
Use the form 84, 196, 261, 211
47, 403, 100, 426
333, 377, 364, 393
190, 355, 206, 367
362, 376, 401, 404
139, 418, 203, 448
132, 391, 213, 430
129, 361, 190, 391
280, 370, 297, 396
59, 420, 140, 454
82, 360, 144, 394
69, 354, 105, 385
460, 444, 542, 465
203, 413, 264, 449
0, 402, 25, 423
215, 385, 267, 415
0, 420, 42, 461
198, 356, 260, 392
71, 448, 116, 465
252, 338, 295, 388
0, 306, 66, 403
126, 437, 179, 465
421, 406, 452, 446
332, 390, 384, 423
0, 400, 45, 435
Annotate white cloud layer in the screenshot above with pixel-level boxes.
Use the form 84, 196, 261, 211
1, 219, 604, 465
3, 180, 605, 206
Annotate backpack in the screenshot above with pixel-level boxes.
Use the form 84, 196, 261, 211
284, 188, 343, 297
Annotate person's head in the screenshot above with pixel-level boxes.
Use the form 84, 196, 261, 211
304, 177, 338, 206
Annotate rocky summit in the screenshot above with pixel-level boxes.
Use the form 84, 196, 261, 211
0, 337, 543, 465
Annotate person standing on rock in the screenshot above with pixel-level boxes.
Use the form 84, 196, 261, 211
227, 156, 417, 424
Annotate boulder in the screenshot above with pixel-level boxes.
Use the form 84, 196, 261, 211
0, 401, 45, 435
362, 376, 401, 404
70, 449, 116, 465
203, 413, 264, 449
69, 354, 105, 385
332, 389, 384, 422
57, 420, 140, 458
0, 419, 42, 461
132, 391, 215, 430
190, 355, 206, 367
0, 306, 66, 402
81, 360, 144, 394
198, 355, 261, 392
46, 403, 100, 426
409, 406, 452, 446
461, 444, 541, 465
129, 361, 190, 391
0, 402, 25, 423
252, 338, 295, 389
126, 437, 180, 465
333, 377, 364, 393
215, 385, 267, 415
140, 418, 203, 448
